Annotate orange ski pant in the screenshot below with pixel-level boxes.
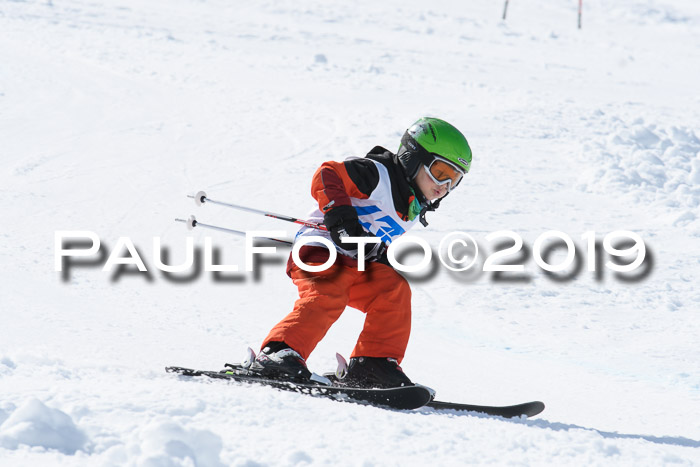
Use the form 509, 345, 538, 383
262, 261, 412, 363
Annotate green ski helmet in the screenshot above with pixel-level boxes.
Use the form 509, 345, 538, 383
397, 117, 472, 183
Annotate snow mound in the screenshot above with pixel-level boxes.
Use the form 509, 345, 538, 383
127, 419, 225, 467
0, 356, 16, 377
579, 115, 700, 227
0, 398, 88, 455
606, 1, 696, 25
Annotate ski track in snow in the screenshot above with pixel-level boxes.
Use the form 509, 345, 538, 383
1, 0, 700, 465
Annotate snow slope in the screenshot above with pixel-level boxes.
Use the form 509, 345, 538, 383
1, 0, 699, 465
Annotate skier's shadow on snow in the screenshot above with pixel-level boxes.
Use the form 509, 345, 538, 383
424, 409, 699, 448
524, 418, 698, 449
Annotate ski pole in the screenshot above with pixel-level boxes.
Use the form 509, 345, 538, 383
578, 0, 582, 29
189, 191, 327, 231
502, 0, 509, 20
174, 215, 292, 245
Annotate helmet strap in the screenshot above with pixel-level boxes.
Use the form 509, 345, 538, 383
418, 201, 436, 227
417, 195, 447, 227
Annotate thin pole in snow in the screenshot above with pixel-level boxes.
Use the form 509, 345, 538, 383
578, 0, 583, 29
502, 0, 509, 20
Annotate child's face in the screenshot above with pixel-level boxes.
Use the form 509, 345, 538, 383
415, 166, 449, 201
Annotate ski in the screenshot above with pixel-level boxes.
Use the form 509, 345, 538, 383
426, 400, 545, 418
329, 353, 544, 418
165, 366, 433, 410
167, 365, 545, 418
326, 355, 545, 418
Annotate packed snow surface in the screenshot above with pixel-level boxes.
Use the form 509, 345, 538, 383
1, 0, 700, 465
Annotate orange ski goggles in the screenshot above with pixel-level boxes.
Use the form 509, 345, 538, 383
424, 158, 465, 192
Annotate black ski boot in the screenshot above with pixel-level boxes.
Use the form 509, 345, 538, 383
250, 341, 312, 382
342, 357, 413, 388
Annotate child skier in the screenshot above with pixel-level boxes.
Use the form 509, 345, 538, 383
251, 117, 472, 388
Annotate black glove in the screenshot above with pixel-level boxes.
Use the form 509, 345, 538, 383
323, 205, 386, 260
